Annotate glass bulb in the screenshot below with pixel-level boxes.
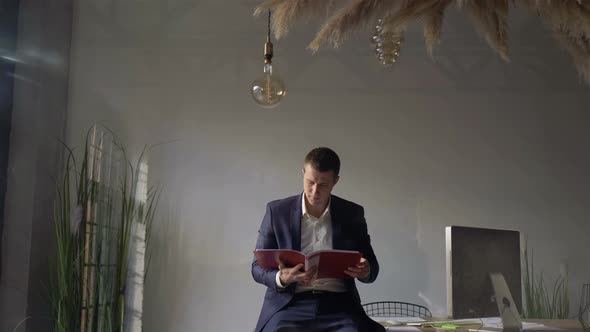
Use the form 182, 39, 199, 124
371, 17, 404, 67
251, 63, 286, 109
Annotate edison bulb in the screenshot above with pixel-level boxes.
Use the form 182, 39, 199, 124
251, 63, 286, 108
371, 18, 403, 66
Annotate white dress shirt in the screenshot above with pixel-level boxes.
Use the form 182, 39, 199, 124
275, 194, 347, 293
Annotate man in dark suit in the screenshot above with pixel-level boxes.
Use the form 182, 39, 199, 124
252, 147, 385, 332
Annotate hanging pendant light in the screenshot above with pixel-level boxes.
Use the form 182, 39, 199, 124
250, 10, 286, 109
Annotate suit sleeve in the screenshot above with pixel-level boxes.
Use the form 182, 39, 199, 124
251, 203, 286, 291
357, 206, 380, 283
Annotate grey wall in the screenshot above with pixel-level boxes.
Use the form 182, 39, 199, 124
0, 0, 73, 331
50, 0, 590, 331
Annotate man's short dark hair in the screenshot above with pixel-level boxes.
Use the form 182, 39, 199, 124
304, 147, 340, 176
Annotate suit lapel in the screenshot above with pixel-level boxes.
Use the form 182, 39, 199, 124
330, 196, 343, 250
290, 193, 302, 251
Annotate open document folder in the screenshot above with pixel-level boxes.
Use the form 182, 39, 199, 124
370, 316, 425, 331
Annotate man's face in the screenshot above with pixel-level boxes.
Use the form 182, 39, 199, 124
302, 163, 339, 210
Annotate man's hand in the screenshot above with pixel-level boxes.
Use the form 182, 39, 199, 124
279, 262, 316, 286
344, 257, 370, 280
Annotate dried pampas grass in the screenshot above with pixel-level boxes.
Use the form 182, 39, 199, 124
424, 0, 453, 57
255, 0, 590, 85
308, 0, 398, 51
555, 32, 590, 83
459, 0, 510, 61
523, 0, 590, 83
254, 0, 340, 39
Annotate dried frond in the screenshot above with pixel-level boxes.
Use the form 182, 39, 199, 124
423, 0, 453, 58
461, 0, 510, 61
524, 0, 590, 42
271, 0, 340, 39
554, 32, 590, 84
308, 0, 398, 51
384, 0, 442, 32
522, 0, 590, 84
254, 0, 287, 16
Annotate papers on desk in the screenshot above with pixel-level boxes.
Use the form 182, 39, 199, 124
383, 317, 427, 324
371, 316, 425, 331
406, 319, 483, 327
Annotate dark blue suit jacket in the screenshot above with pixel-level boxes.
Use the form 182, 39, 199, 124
251, 194, 383, 332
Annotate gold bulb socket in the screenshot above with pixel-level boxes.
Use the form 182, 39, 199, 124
264, 41, 273, 64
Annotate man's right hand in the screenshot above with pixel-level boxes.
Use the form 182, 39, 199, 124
279, 262, 316, 286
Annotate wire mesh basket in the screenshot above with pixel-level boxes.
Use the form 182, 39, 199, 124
363, 301, 432, 319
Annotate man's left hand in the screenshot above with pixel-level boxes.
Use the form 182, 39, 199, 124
344, 257, 370, 280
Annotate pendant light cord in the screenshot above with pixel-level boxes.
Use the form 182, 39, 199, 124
267, 10, 271, 42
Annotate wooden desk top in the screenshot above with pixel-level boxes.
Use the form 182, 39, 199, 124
379, 319, 586, 332
525, 319, 585, 331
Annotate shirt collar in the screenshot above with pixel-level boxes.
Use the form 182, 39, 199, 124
301, 193, 331, 219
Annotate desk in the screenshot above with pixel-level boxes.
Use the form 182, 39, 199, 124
373, 318, 586, 332
526, 320, 585, 331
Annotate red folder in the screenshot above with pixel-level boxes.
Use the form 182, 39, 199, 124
254, 249, 362, 279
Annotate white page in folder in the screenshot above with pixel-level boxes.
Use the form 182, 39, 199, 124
372, 316, 425, 331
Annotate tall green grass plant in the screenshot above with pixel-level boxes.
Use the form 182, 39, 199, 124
522, 241, 569, 319
49, 126, 159, 332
